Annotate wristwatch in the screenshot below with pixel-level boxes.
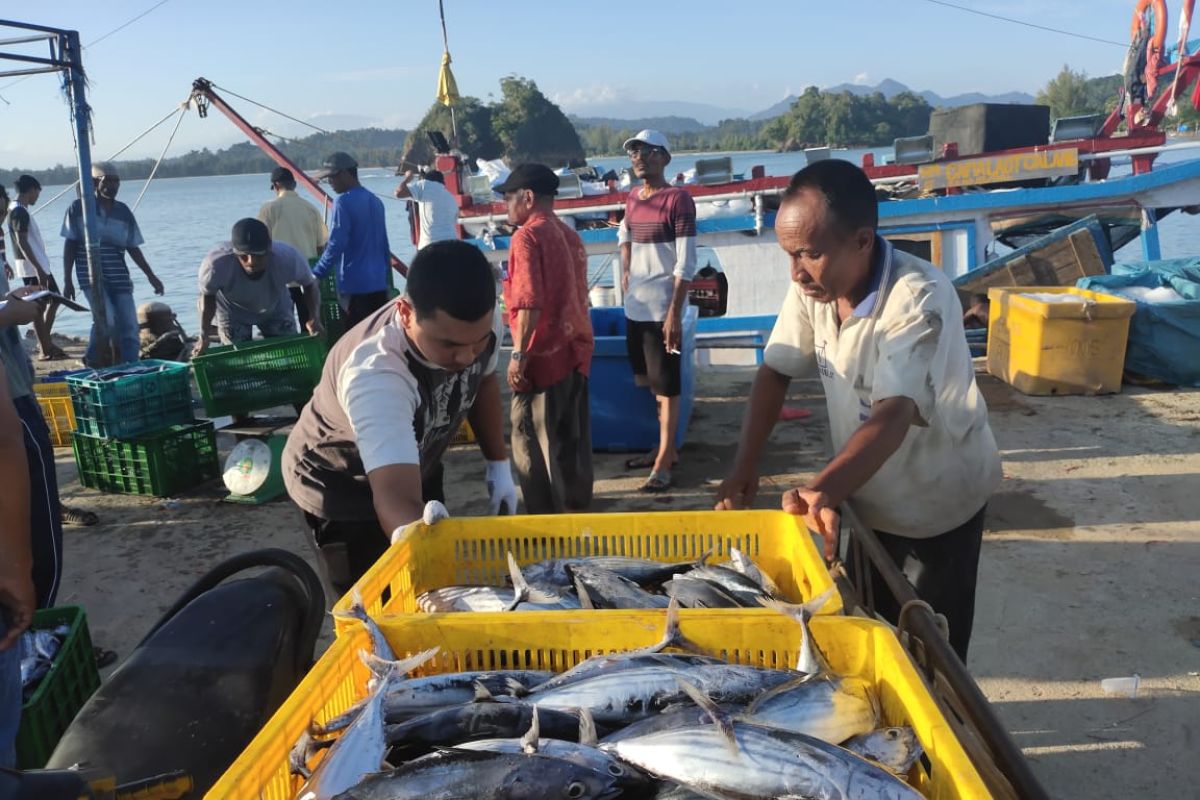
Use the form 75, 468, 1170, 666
511, 351, 525, 362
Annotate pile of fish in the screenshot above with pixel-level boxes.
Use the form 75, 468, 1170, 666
295, 597, 927, 800
19, 622, 70, 700
416, 548, 788, 612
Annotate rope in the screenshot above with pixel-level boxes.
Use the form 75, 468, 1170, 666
210, 82, 330, 135
133, 104, 188, 211
33, 103, 188, 214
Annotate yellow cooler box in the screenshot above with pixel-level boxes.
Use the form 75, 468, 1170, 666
986, 286, 1136, 395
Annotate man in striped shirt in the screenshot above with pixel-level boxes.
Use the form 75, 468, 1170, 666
617, 130, 697, 492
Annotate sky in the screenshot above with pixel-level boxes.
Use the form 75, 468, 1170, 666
0, 0, 1141, 169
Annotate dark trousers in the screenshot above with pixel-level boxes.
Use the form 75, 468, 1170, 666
14, 395, 63, 608
511, 372, 593, 514
344, 291, 390, 329
857, 504, 987, 662
290, 286, 311, 329
305, 464, 445, 603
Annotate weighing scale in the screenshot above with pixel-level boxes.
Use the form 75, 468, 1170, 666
217, 417, 295, 504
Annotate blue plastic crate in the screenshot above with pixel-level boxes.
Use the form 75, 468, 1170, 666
588, 305, 696, 452
67, 360, 195, 439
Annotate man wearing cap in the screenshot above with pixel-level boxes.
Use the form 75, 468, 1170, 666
311, 152, 391, 328
258, 167, 329, 330
497, 164, 594, 514
394, 168, 458, 249
194, 218, 322, 356
617, 130, 697, 492
62, 161, 165, 366
283, 240, 517, 597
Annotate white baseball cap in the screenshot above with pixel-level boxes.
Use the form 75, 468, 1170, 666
622, 129, 671, 154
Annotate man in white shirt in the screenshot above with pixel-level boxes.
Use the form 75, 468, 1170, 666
7, 176, 65, 360
716, 159, 1001, 661
394, 169, 459, 249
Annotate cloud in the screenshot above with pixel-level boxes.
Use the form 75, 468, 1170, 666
550, 83, 629, 109
853, 72, 870, 85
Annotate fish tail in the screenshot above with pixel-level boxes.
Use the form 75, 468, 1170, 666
676, 677, 738, 755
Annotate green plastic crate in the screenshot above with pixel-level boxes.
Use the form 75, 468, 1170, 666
320, 301, 346, 346
66, 360, 194, 439
17, 606, 101, 769
191, 334, 327, 417
72, 421, 220, 497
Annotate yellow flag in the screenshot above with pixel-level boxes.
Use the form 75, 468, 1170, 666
436, 51, 459, 107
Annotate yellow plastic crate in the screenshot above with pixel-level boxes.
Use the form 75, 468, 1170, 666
207, 611, 992, 800
986, 286, 1136, 395
34, 382, 76, 448
332, 510, 842, 626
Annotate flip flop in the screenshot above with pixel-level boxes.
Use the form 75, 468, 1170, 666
639, 469, 672, 493
37, 346, 71, 361
624, 452, 680, 471
61, 506, 99, 526
93, 645, 118, 669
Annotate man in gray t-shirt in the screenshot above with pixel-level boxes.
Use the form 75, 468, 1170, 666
195, 218, 322, 355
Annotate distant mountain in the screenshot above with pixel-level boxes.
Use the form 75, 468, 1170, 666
560, 99, 749, 126
822, 79, 1034, 108
749, 96, 798, 120
571, 115, 709, 135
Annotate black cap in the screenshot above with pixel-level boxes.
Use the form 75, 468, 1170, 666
312, 151, 358, 180
270, 166, 295, 184
231, 218, 271, 255
493, 163, 560, 196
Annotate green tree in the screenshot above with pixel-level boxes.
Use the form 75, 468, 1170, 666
1036, 65, 1095, 119
491, 76, 585, 167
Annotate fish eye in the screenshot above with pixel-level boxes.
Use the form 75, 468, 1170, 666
607, 763, 625, 777
886, 729, 900, 739
566, 781, 587, 798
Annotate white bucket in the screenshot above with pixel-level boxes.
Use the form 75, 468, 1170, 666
589, 286, 616, 307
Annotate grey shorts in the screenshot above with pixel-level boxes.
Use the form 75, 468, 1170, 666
218, 314, 298, 344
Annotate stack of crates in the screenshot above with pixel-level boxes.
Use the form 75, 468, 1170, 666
68, 360, 219, 497
34, 372, 83, 447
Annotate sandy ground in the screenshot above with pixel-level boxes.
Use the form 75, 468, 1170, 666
32, 332, 1200, 798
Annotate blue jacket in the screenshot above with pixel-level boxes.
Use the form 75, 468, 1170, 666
312, 186, 390, 294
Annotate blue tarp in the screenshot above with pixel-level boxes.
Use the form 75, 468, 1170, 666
1077, 258, 1200, 386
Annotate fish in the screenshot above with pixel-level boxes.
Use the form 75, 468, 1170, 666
603, 679, 924, 800
568, 563, 671, 609
297, 647, 438, 800
728, 546, 781, 596
332, 590, 396, 662
330, 749, 621, 800
599, 701, 747, 744
382, 702, 588, 759
415, 553, 571, 612
521, 552, 711, 591
676, 564, 773, 606
842, 727, 924, 776
743, 675, 880, 744
759, 588, 838, 675
662, 576, 744, 608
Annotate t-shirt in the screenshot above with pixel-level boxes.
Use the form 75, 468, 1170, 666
763, 237, 1001, 538
617, 185, 698, 322
198, 241, 315, 325
0, 268, 34, 400
7, 202, 51, 280
406, 179, 459, 249
258, 190, 329, 261
311, 186, 390, 295
61, 198, 144, 293
502, 209, 594, 390
283, 301, 501, 522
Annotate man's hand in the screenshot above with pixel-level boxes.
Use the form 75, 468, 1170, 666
305, 318, 325, 337
714, 466, 760, 511
148, 273, 165, 295
62, 281, 75, 301
782, 487, 841, 561
2, 264, 11, 281
2, 293, 40, 326
662, 310, 682, 354
621, 270, 630, 294
192, 334, 210, 358
0, 562, 35, 650
507, 357, 530, 393
485, 459, 518, 515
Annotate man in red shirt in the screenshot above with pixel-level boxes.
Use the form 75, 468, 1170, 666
498, 164, 595, 513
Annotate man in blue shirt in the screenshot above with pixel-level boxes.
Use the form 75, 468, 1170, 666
61, 162, 165, 366
311, 152, 391, 328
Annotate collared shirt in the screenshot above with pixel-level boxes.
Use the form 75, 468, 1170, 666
258, 190, 329, 261
61, 198, 144, 293
311, 186, 390, 295
7, 201, 50, 279
198, 241, 315, 325
502, 209, 594, 390
0, 268, 34, 399
617, 185, 697, 322
764, 237, 1001, 538
405, 179, 459, 249
283, 301, 501, 522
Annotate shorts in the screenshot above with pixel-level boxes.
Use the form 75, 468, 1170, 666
625, 318, 681, 397
217, 313, 298, 345
22, 276, 39, 287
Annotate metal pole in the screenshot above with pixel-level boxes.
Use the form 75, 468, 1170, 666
61, 30, 110, 362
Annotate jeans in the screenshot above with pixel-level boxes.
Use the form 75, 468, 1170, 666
84, 285, 139, 366
0, 615, 19, 768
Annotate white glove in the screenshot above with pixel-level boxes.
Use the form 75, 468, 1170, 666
390, 500, 450, 544
486, 459, 518, 516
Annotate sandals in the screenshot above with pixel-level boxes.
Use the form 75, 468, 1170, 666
93, 646, 118, 669
37, 346, 71, 361
639, 469, 672, 493
61, 505, 99, 526
624, 451, 679, 470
